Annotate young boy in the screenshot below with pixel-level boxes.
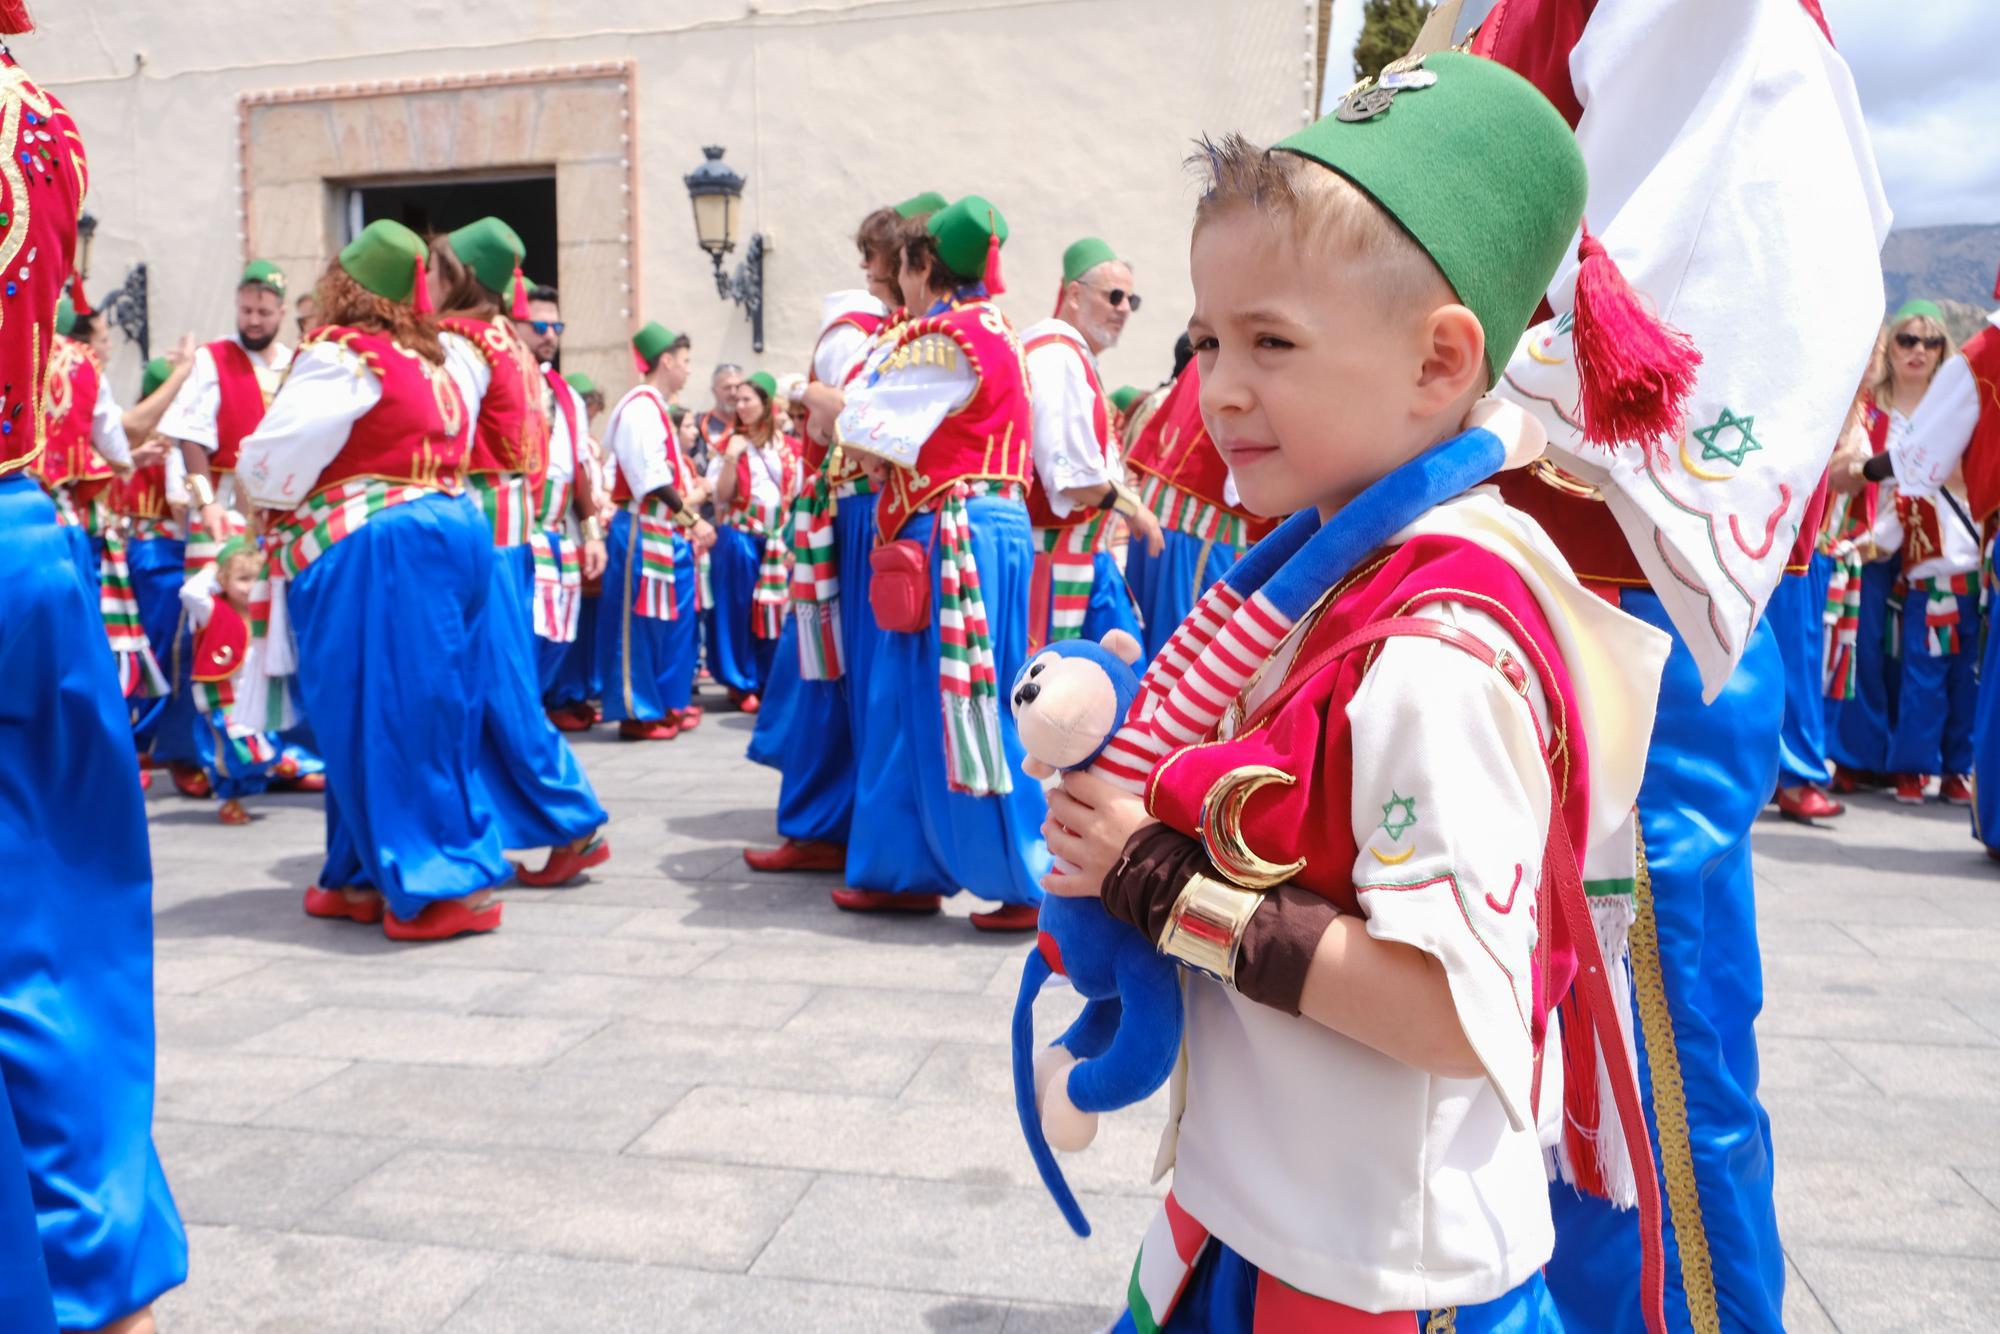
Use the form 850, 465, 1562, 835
180, 538, 283, 824
1039, 54, 1673, 1330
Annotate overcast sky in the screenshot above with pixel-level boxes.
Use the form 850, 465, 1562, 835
1322, 0, 2000, 232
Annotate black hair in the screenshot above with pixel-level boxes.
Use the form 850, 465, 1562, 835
1171, 331, 1194, 380
527, 284, 559, 305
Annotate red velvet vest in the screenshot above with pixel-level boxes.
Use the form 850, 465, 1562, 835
608, 387, 694, 506
192, 596, 249, 687
1956, 328, 2000, 529
1022, 327, 1111, 531
531, 366, 582, 500
442, 316, 549, 479
0, 61, 86, 481
1144, 534, 1587, 913
38, 336, 99, 490
304, 328, 467, 499
205, 338, 271, 475
1123, 359, 1276, 541
874, 299, 1034, 541
802, 308, 888, 480
110, 462, 170, 519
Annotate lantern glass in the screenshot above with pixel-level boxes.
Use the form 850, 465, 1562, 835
690, 190, 737, 257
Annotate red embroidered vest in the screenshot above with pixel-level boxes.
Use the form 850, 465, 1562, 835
442, 316, 549, 478
38, 336, 99, 490
607, 387, 693, 506
1145, 535, 1587, 913
874, 299, 1034, 541
206, 338, 271, 475
1956, 328, 2000, 529
531, 366, 581, 502
1022, 328, 1112, 531
720, 435, 803, 526
1123, 359, 1275, 541
0, 61, 86, 481
192, 596, 249, 688
802, 308, 888, 480
110, 462, 170, 519
303, 328, 467, 500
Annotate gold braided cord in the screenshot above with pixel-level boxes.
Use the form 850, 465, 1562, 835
1630, 831, 1723, 1334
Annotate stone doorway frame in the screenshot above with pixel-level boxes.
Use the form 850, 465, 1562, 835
235, 62, 639, 390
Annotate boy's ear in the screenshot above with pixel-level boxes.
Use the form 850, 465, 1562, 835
1414, 303, 1487, 415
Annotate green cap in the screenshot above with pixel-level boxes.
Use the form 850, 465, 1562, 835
1062, 238, 1119, 284
894, 191, 949, 220
54, 295, 75, 337
1110, 385, 1144, 415
241, 260, 286, 297
141, 356, 173, 399
563, 372, 598, 397
746, 370, 777, 399
669, 404, 687, 425
445, 217, 527, 297
927, 195, 1009, 283
338, 219, 427, 302
633, 321, 680, 369
1275, 51, 1586, 385
1893, 298, 1944, 325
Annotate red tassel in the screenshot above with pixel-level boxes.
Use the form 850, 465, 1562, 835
1991, 260, 1998, 302
1052, 280, 1066, 320
1571, 221, 1701, 456
632, 344, 651, 376
983, 218, 1005, 297
412, 257, 433, 314
0, 1, 34, 35
68, 276, 95, 318
509, 265, 530, 321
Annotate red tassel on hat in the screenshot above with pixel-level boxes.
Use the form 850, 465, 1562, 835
1991, 259, 1998, 302
0, 1, 34, 35
68, 276, 96, 319
1052, 281, 1066, 320
982, 210, 1005, 297
412, 256, 433, 314
510, 266, 530, 321
632, 344, 651, 376
1571, 220, 1701, 456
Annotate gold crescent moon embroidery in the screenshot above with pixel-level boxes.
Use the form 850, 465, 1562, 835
1525, 337, 1566, 366
1369, 845, 1416, 866
1198, 765, 1308, 890
1678, 432, 1733, 483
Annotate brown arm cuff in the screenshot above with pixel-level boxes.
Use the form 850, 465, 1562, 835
1103, 824, 1339, 1016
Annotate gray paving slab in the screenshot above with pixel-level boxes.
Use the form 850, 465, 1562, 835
135, 692, 2000, 1329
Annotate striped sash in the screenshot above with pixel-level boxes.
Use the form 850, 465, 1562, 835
1821, 544, 1862, 699
466, 473, 533, 548
100, 524, 167, 700
632, 497, 683, 622
1036, 519, 1107, 642
268, 479, 441, 579
1919, 571, 1974, 656
1136, 471, 1247, 549
528, 529, 583, 642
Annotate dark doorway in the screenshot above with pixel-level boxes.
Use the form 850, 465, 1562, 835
343, 173, 559, 289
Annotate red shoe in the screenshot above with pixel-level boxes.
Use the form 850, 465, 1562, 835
831, 887, 942, 915
1942, 774, 1975, 807
743, 840, 845, 873
1775, 785, 1843, 823
569, 701, 600, 725
548, 708, 592, 733
302, 885, 385, 925
170, 764, 212, 799
383, 897, 503, 942
1894, 775, 1929, 805
730, 690, 761, 715
218, 798, 252, 825
971, 903, 1041, 932
272, 771, 326, 793
515, 834, 611, 887
676, 705, 703, 731
139, 770, 152, 792
619, 718, 680, 742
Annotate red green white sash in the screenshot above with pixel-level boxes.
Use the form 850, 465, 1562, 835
1918, 571, 1974, 656
631, 496, 684, 622
100, 523, 167, 700
1822, 543, 1862, 699
528, 530, 582, 642
467, 473, 533, 548
1137, 471, 1247, 549
937, 481, 1015, 796
1035, 518, 1107, 642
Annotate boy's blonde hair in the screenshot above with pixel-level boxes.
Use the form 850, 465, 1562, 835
1188, 133, 1456, 323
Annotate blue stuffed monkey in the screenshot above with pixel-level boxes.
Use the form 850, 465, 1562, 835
1009, 628, 1184, 1238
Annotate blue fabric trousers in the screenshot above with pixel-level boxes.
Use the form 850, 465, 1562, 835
1769, 557, 1833, 788
1823, 554, 1900, 773
1112, 1236, 1563, 1332
126, 535, 184, 749
542, 594, 602, 710
289, 494, 513, 918
0, 475, 186, 1328
847, 496, 1049, 904
1124, 525, 1242, 664
469, 539, 606, 851
1546, 590, 1785, 1334
598, 509, 698, 723
530, 529, 580, 700
1974, 548, 2000, 848
705, 522, 779, 696
0, 1064, 54, 1333
1888, 586, 1980, 776
747, 494, 881, 844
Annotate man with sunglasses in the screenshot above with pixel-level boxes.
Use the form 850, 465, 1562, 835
1018, 237, 1162, 648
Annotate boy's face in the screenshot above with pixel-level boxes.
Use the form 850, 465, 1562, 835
1188, 208, 1435, 520
220, 558, 259, 609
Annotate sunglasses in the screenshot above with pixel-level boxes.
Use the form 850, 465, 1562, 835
1894, 331, 1945, 352
1081, 284, 1142, 313
530, 320, 566, 336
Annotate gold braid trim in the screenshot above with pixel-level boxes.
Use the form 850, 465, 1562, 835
1631, 830, 1723, 1334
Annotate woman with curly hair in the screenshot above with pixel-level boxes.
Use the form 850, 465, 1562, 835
237, 220, 511, 941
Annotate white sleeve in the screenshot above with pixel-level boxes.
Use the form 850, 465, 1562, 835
812, 322, 872, 387
159, 346, 221, 451
609, 399, 678, 500
235, 341, 384, 509
1864, 484, 1904, 554
440, 332, 492, 419
1347, 603, 1553, 1132
164, 445, 188, 506
178, 563, 220, 629
1889, 355, 1982, 500
543, 385, 579, 489
90, 372, 132, 468
835, 332, 977, 469
1026, 342, 1114, 517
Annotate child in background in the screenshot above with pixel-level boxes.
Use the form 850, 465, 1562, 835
180, 538, 282, 824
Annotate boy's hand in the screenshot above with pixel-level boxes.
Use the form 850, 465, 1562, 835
1041, 769, 1156, 899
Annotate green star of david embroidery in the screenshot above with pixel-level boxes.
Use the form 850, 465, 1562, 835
1693, 407, 1762, 467
1380, 792, 1418, 840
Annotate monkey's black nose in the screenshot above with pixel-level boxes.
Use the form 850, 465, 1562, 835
1014, 682, 1041, 708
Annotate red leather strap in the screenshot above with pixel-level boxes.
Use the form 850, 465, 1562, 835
1245, 615, 1529, 734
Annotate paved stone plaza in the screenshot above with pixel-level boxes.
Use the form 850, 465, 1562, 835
142, 699, 2000, 1332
